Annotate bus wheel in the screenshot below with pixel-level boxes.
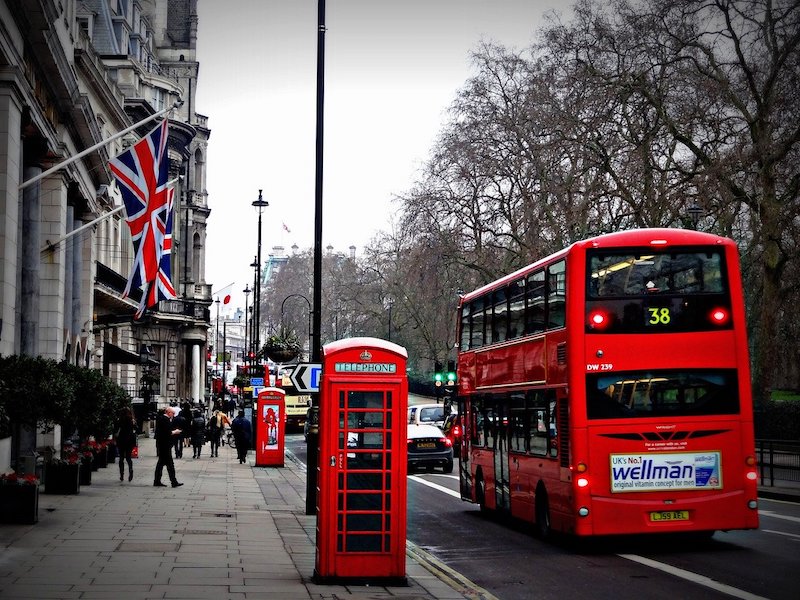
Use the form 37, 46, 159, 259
535, 488, 551, 539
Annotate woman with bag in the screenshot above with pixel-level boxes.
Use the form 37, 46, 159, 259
115, 406, 138, 482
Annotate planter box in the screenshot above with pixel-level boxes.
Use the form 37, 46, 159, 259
44, 463, 80, 495
79, 460, 92, 485
0, 484, 39, 524
92, 448, 108, 469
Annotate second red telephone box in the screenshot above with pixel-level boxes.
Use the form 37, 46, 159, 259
255, 387, 285, 467
314, 337, 408, 585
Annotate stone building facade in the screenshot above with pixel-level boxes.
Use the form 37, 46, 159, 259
0, 0, 212, 467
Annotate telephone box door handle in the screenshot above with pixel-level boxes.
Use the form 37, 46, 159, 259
330, 455, 336, 467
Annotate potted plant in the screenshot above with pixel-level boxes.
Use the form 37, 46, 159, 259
0, 472, 39, 524
263, 329, 302, 363
43, 452, 80, 495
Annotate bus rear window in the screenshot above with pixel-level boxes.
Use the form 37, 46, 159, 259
588, 250, 725, 297
586, 249, 731, 333
586, 370, 740, 419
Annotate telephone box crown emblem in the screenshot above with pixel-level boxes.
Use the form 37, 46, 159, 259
360, 350, 373, 361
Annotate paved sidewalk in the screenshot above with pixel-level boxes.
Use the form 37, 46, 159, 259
0, 437, 472, 600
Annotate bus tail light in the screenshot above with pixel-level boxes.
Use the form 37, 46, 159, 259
709, 307, 730, 325
588, 310, 610, 330
577, 477, 589, 488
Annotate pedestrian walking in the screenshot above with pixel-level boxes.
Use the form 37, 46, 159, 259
153, 406, 184, 488
114, 406, 137, 482
172, 404, 187, 458
207, 410, 230, 457
230, 410, 252, 464
179, 401, 192, 450
191, 409, 206, 458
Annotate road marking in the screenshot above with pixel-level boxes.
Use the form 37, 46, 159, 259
618, 554, 770, 600
407, 540, 501, 600
408, 475, 461, 499
760, 528, 800, 540
758, 509, 800, 523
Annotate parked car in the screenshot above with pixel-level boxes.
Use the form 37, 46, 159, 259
408, 403, 448, 428
407, 424, 453, 473
441, 412, 463, 453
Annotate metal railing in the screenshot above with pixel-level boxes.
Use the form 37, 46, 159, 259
756, 439, 800, 487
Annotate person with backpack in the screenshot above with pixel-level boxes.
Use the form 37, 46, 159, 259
190, 409, 206, 458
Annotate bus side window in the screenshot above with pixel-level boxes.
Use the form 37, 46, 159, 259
508, 279, 525, 339
548, 261, 566, 329
526, 271, 546, 334
471, 298, 485, 348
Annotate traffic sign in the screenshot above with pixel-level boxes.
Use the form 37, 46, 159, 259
290, 363, 322, 393
250, 377, 264, 386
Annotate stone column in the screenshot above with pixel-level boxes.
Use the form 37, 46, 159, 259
192, 343, 201, 402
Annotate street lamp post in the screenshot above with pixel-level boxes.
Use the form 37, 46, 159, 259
222, 320, 228, 407
251, 190, 268, 364
687, 203, 704, 230
243, 285, 251, 363
214, 296, 221, 373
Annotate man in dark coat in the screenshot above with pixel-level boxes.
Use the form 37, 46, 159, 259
153, 406, 184, 487
230, 410, 252, 464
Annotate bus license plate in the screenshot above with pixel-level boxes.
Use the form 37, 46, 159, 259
416, 442, 436, 449
650, 510, 689, 522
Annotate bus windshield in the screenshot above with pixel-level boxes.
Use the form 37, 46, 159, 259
586, 369, 739, 419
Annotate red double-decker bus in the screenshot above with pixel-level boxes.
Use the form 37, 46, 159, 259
456, 228, 759, 537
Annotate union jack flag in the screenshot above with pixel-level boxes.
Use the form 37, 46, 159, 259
109, 119, 176, 319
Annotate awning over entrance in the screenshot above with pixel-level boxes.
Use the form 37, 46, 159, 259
102, 342, 159, 375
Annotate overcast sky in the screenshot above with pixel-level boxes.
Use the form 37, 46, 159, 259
196, 0, 566, 314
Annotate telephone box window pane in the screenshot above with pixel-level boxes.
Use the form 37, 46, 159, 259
338, 492, 344, 510
337, 535, 343, 552
338, 431, 345, 450
348, 391, 384, 409
385, 473, 392, 489
346, 493, 383, 510
386, 493, 391, 510
346, 453, 384, 470
337, 514, 344, 531
350, 411, 384, 428
339, 411, 345, 430
385, 514, 391, 530
339, 391, 345, 409
347, 472, 383, 490
386, 432, 392, 449
387, 391, 392, 410
384, 534, 391, 552
346, 534, 381, 552
338, 473, 344, 489
346, 513, 382, 532
361, 432, 384, 449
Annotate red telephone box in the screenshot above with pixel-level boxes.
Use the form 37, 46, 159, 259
255, 387, 285, 467
314, 337, 408, 585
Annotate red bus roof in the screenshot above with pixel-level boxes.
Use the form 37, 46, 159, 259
460, 228, 734, 304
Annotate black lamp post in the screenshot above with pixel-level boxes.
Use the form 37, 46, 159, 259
252, 190, 268, 364
249, 254, 260, 361
687, 203, 704, 230
214, 296, 221, 379
243, 285, 251, 363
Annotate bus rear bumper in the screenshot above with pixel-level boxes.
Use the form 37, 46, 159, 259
575, 489, 759, 536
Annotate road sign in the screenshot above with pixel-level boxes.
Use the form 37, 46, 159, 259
290, 363, 322, 393
250, 377, 264, 386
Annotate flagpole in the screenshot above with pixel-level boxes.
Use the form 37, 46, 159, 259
19, 99, 183, 191
39, 176, 182, 253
